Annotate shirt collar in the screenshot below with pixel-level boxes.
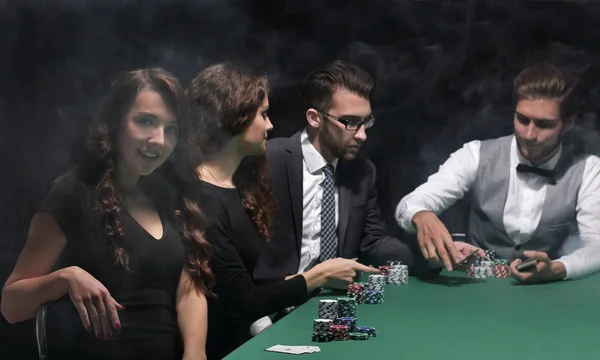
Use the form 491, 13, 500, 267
511, 135, 562, 170
301, 128, 339, 174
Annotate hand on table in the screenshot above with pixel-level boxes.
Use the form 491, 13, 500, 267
428, 242, 486, 271
510, 251, 567, 283
317, 258, 380, 290
412, 210, 465, 271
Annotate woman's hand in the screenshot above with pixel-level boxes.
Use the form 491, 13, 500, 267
63, 266, 124, 340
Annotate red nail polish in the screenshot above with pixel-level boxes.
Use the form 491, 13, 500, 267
85, 326, 92, 333
105, 333, 112, 340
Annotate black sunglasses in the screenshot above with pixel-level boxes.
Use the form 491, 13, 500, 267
314, 108, 376, 131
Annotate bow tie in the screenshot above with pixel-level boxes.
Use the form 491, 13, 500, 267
516, 164, 556, 178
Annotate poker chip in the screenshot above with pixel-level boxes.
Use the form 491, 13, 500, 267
368, 274, 387, 285
478, 261, 495, 277
470, 266, 489, 279
387, 267, 408, 285
493, 264, 510, 278
336, 297, 357, 317
347, 283, 365, 304
378, 265, 391, 277
350, 332, 369, 340
364, 289, 384, 304
334, 317, 357, 332
367, 275, 386, 292
494, 259, 509, 266
312, 331, 334, 342
313, 319, 333, 333
318, 299, 338, 320
466, 266, 475, 277
329, 325, 350, 341
386, 260, 403, 267
484, 249, 496, 262
356, 326, 377, 337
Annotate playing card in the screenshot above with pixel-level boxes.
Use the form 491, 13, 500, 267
265, 345, 321, 354
454, 250, 479, 271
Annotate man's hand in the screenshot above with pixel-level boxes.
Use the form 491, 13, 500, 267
412, 211, 462, 271
428, 242, 485, 271
510, 251, 567, 284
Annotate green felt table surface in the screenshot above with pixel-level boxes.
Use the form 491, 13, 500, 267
223, 272, 600, 360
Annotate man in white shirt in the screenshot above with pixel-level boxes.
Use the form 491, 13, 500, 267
396, 63, 600, 283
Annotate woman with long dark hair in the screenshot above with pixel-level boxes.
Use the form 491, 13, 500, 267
1, 68, 213, 360
188, 63, 371, 359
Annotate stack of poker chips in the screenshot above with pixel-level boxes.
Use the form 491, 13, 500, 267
364, 289, 384, 304
387, 265, 409, 285
467, 254, 511, 279
333, 317, 357, 332
337, 297, 357, 317
349, 332, 369, 340
493, 259, 510, 278
484, 249, 496, 262
313, 319, 333, 333
312, 319, 334, 342
469, 260, 494, 278
367, 274, 386, 291
378, 265, 391, 277
312, 331, 334, 342
366, 274, 386, 303
356, 326, 377, 337
318, 299, 338, 319
347, 283, 365, 304
330, 325, 350, 341
386, 260, 403, 267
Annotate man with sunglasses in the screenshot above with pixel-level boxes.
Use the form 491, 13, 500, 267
252, 61, 449, 302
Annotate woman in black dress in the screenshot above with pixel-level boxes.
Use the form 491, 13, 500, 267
1, 68, 213, 360
187, 63, 376, 359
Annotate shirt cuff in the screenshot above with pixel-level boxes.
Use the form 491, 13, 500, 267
397, 204, 432, 233
556, 258, 577, 280
250, 316, 273, 336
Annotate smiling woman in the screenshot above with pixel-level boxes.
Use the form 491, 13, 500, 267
1, 68, 213, 360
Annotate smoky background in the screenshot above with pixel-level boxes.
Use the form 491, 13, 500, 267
1, 0, 599, 357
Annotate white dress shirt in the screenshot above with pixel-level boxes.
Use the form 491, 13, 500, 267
298, 128, 339, 273
395, 136, 600, 279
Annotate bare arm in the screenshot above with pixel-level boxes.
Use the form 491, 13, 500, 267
1, 212, 70, 323
177, 269, 208, 360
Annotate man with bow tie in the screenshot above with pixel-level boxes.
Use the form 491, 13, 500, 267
395, 63, 600, 284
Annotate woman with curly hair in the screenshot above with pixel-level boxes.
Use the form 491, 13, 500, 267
1, 68, 213, 360
188, 63, 340, 359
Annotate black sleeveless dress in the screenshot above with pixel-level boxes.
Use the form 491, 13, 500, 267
39, 176, 185, 360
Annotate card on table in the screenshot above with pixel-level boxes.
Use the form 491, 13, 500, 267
265, 345, 321, 355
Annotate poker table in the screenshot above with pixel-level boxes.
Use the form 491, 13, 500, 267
223, 271, 600, 360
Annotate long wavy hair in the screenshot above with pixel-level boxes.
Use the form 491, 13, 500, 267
61, 68, 213, 294
187, 62, 276, 239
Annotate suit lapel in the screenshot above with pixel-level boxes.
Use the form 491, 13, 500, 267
337, 161, 351, 255
285, 132, 304, 255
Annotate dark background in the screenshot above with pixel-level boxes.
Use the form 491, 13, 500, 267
1, 0, 600, 358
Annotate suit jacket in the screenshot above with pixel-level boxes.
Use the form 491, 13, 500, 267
253, 131, 432, 281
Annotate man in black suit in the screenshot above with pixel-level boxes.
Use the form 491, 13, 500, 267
250, 60, 482, 334
255, 61, 482, 284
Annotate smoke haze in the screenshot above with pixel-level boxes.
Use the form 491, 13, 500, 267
1, 0, 600, 356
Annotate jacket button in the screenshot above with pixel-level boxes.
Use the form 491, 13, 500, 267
515, 244, 521, 251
